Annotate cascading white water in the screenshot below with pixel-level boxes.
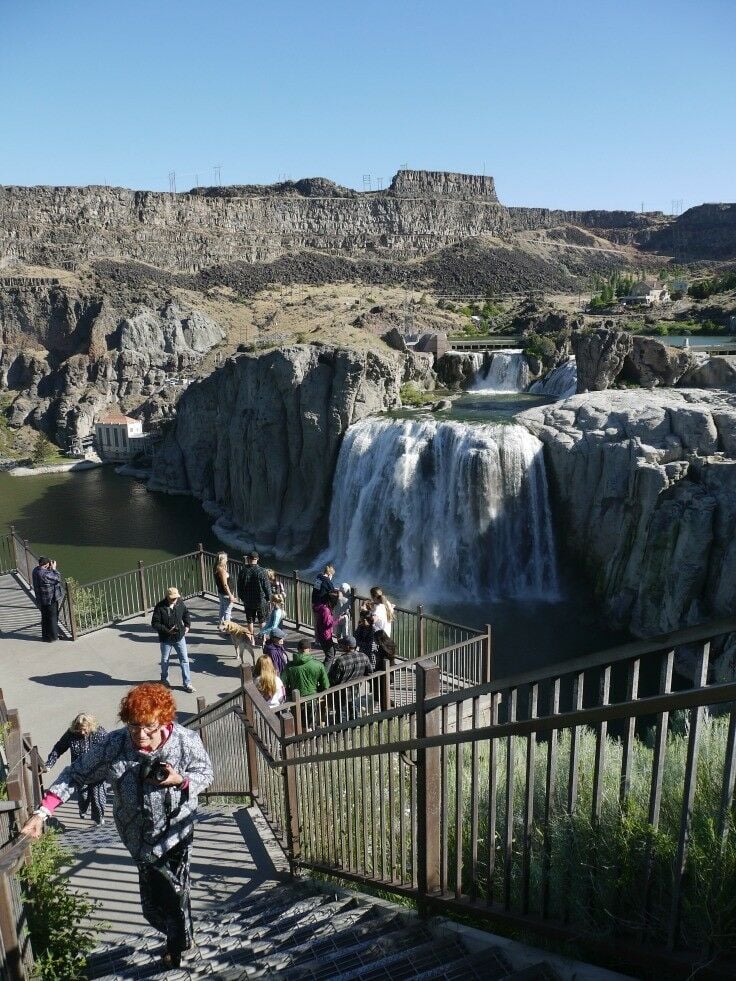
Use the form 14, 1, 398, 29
472, 350, 529, 393
321, 417, 559, 602
529, 358, 578, 400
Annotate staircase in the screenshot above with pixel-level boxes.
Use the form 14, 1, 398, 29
85, 876, 561, 980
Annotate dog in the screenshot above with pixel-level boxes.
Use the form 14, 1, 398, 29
218, 619, 257, 668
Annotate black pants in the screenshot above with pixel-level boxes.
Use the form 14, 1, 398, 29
137, 840, 193, 955
40, 601, 59, 642
244, 606, 262, 624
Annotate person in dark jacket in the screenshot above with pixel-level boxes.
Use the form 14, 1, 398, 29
355, 607, 377, 667
237, 552, 272, 624
151, 587, 195, 693
45, 713, 109, 824
262, 627, 288, 674
311, 563, 336, 606
32, 556, 64, 642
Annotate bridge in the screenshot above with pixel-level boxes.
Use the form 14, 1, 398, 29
447, 336, 524, 352
2, 531, 736, 978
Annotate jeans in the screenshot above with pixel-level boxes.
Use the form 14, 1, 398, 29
218, 594, 233, 622
160, 637, 192, 687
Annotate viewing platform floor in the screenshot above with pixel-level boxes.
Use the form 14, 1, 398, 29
0, 573, 299, 766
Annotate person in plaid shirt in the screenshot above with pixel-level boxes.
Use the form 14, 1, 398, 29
327, 635, 372, 686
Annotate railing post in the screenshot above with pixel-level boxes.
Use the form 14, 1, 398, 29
137, 560, 148, 614
381, 666, 392, 712
242, 669, 260, 801
22, 539, 32, 588
279, 709, 301, 872
65, 582, 78, 641
293, 570, 301, 630
483, 624, 493, 682
417, 604, 425, 659
197, 543, 206, 596
0, 872, 24, 981
416, 660, 441, 903
5, 711, 27, 822
194, 696, 209, 803
293, 688, 302, 735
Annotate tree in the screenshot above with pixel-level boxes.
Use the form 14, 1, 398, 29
32, 432, 55, 466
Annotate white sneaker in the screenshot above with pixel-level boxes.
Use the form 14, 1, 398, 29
184, 685, 196, 693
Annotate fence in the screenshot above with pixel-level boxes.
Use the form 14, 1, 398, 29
0, 533, 483, 665
0, 692, 44, 981
0, 531, 74, 638
185, 617, 736, 976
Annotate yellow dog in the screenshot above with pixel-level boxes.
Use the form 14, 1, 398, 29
218, 619, 257, 667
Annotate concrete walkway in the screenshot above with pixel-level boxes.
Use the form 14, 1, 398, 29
55, 801, 288, 946
0, 573, 299, 775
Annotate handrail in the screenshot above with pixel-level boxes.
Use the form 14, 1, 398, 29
440, 614, 736, 700
243, 680, 284, 737
0, 833, 32, 876
77, 551, 200, 588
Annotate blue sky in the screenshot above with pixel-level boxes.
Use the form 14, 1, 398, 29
1, 0, 734, 210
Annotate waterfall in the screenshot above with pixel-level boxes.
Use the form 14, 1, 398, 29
321, 417, 559, 602
529, 358, 578, 400
472, 350, 529, 393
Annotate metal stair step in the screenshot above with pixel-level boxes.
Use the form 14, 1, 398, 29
319, 935, 463, 981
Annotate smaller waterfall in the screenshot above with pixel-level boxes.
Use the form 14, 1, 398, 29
529, 358, 578, 400
472, 350, 529, 393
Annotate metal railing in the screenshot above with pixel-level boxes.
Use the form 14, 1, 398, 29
184, 617, 736, 975
1, 534, 483, 661
0, 691, 44, 981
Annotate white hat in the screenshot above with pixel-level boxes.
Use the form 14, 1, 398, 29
341, 582, 351, 593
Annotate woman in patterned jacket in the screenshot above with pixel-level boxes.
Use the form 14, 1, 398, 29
22, 683, 213, 970
44, 712, 108, 825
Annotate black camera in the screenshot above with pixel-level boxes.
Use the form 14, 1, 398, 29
140, 757, 170, 783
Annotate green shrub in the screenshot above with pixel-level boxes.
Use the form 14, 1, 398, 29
20, 832, 99, 980
65, 578, 106, 629
523, 331, 556, 360
399, 383, 435, 407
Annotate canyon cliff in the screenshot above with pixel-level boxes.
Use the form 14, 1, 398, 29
149, 344, 415, 557
520, 389, 736, 638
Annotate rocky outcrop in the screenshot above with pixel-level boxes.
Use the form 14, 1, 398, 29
435, 352, 483, 389
149, 345, 405, 557
520, 389, 736, 638
0, 289, 225, 444
679, 355, 736, 390
572, 326, 633, 392
621, 336, 694, 388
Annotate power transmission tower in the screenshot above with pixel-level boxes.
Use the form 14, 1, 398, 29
362, 174, 372, 191
213, 165, 222, 186
168, 171, 176, 195
376, 177, 383, 190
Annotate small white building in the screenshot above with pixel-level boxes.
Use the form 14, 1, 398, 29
94, 411, 144, 461
621, 282, 671, 307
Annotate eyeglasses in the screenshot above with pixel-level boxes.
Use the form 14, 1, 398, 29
126, 722, 162, 735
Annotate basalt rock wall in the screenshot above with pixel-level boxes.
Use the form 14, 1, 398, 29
148, 344, 410, 557
6, 172, 730, 272
520, 390, 736, 640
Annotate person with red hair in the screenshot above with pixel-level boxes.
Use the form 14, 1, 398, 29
22, 683, 213, 970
